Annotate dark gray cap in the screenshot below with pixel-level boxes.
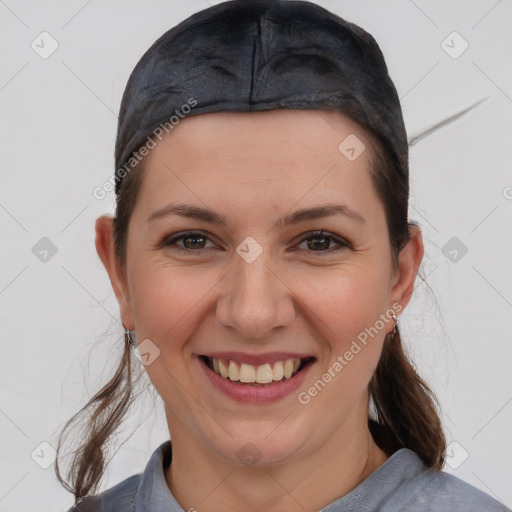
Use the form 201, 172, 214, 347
114, 0, 407, 196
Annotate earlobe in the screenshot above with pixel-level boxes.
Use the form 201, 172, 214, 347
95, 215, 135, 329
389, 224, 424, 313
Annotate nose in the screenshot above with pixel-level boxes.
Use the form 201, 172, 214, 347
215, 248, 295, 340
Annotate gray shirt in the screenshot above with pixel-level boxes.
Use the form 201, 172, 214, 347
67, 441, 510, 511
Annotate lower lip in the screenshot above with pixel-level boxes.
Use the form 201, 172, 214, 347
198, 357, 315, 403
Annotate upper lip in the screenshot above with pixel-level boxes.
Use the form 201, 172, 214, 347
199, 351, 315, 366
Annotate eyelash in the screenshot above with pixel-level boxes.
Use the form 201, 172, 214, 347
161, 230, 352, 255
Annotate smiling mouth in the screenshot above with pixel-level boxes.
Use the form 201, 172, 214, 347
199, 356, 315, 386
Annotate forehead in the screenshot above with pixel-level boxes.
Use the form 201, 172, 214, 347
133, 109, 380, 224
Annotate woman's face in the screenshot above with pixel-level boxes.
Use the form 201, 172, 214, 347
98, 109, 421, 467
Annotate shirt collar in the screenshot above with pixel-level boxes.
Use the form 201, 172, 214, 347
135, 440, 183, 511
134, 440, 426, 511
321, 447, 427, 510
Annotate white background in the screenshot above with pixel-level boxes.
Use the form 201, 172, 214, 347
1, 0, 511, 510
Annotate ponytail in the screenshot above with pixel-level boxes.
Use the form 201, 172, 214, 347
368, 327, 446, 470
54, 331, 141, 499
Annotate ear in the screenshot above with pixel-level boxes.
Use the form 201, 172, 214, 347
389, 223, 424, 314
95, 214, 135, 330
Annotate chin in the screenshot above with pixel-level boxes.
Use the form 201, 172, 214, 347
211, 428, 307, 468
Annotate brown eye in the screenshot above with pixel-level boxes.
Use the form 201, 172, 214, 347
163, 231, 216, 254
296, 231, 351, 253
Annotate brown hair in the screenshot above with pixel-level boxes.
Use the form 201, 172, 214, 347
54, 123, 446, 499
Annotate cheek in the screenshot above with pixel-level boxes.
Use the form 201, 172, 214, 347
127, 264, 216, 417
296, 264, 391, 391
295, 263, 390, 346
128, 262, 220, 372
292, 266, 390, 419
303, 278, 388, 395
131, 261, 214, 325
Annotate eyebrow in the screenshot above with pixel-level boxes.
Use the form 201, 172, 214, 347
146, 202, 366, 227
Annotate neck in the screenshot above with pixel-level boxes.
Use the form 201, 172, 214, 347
164, 409, 390, 512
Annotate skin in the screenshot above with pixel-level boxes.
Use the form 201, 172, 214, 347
96, 109, 423, 512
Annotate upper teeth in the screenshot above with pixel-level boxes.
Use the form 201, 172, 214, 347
211, 358, 302, 383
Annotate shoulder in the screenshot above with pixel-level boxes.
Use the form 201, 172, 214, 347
386, 457, 510, 511
63, 440, 174, 512
411, 470, 508, 511
65, 474, 141, 512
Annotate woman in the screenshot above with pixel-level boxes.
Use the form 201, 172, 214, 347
55, 1, 509, 510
